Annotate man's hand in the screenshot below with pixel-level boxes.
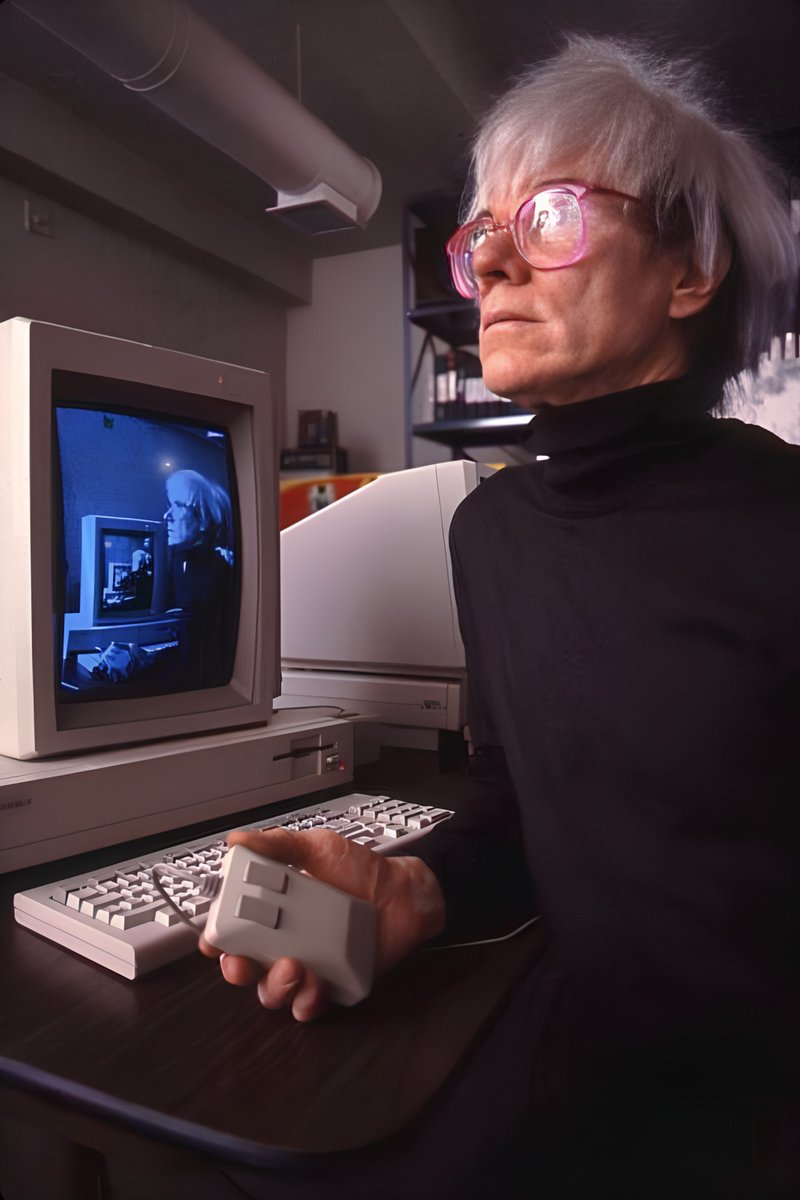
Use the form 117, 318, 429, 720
198, 827, 445, 1021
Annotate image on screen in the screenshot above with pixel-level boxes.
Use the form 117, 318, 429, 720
99, 530, 156, 615
54, 393, 240, 704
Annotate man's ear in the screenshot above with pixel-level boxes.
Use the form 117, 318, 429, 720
669, 242, 732, 319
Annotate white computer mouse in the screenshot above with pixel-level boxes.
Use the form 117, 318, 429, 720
204, 844, 377, 1006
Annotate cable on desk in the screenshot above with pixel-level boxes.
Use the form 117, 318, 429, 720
424, 914, 542, 952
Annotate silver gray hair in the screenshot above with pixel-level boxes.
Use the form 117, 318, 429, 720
465, 35, 799, 394
166, 469, 233, 551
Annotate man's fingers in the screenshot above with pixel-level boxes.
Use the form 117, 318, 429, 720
227, 826, 299, 860
256, 957, 304, 1009
219, 953, 265, 988
198, 933, 221, 959
252, 959, 329, 1019
201, 939, 313, 1011
227, 825, 338, 869
290, 967, 329, 1023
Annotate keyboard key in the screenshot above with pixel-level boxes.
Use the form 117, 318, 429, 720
155, 908, 183, 927
97, 905, 123, 924
111, 906, 162, 929
67, 887, 100, 910
407, 809, 451, 828
80, 892, 124, 917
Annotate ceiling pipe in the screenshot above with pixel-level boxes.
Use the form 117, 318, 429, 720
10, 0, 382, 233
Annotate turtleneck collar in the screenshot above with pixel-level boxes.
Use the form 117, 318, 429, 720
511, 373, 724, 516
520, 373, 721, 459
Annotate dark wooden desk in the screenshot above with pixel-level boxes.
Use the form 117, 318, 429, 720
0, 748, 546, 1198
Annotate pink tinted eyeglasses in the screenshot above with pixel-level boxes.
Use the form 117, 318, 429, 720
446, 182, 640, 299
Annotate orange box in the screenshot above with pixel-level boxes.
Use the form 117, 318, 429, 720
279, 473, 378, 530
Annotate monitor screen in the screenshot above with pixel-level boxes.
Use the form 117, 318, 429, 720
54, 381, 241, 705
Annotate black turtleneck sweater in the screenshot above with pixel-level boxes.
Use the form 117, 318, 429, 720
436, 374, 800, 1058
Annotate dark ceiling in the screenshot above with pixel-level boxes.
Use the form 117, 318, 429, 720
1, 0, 799, 259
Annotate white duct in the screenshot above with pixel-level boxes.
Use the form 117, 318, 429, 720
10, 0, 382, 232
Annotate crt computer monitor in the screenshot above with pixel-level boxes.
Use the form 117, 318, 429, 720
0, 317, 277, 761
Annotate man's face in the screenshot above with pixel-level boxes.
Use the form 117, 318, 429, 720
475, 169, 691, 407
164, 477, 202, 549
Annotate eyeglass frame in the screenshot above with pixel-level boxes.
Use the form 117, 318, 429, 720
445, 182, 642, 300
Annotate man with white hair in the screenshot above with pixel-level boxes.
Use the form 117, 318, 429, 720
164, 468, 236, 686
203, 36, 800, 1196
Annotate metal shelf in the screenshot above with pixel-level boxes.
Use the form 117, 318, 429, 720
412, 413, 533, 449
407, 301, 478, 347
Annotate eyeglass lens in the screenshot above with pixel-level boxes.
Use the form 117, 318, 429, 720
448, 187, 586, 298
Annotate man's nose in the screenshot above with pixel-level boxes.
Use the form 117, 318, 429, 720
473, 225, 528, 291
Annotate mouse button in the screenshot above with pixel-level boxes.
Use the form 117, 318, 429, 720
243, 857, 288, 894
234, 892, 281, 929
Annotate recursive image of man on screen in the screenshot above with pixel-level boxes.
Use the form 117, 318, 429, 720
163, 468, 236, 688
